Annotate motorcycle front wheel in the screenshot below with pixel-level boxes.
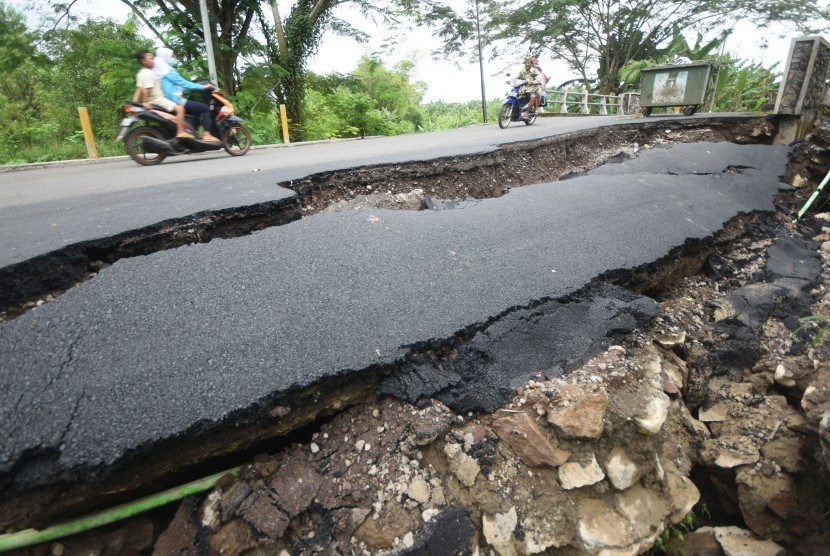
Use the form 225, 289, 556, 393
222, 123, 252, 156
125, 126, 167, 166
498, 103, 513, 129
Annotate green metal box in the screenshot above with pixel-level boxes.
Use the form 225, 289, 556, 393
640, 61, 713, 113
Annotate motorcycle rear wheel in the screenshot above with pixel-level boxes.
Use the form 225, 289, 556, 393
223, 123, 252, 156
524, 113, 537, 125
125, 126, 167, 166
498, 103, 513, 129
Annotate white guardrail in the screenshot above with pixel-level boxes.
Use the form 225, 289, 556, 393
544, 89, 641, 115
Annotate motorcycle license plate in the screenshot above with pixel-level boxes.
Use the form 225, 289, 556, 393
115, 118, 135, 142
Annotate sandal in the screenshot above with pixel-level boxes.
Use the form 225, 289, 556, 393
176, 131, 194, 139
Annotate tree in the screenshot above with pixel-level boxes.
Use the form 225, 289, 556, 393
43, 18, 152, 137
0, 1, 38, 73
475, 0, 830, 94
125, 0, 260, 95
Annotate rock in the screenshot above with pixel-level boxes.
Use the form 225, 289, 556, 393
407, 475, 431, 505
482, 507, 518, 556
200, 491, 223, 531
634, 393, 671, 435
153, 499, 199, 556
402, 532, 414, 548
735, 467, 795, 537
492, 411, 571, 468
663, 461, 700, 522
324, 188, 426, 213
701, 437, 760, 468
660, 369, 681, 395
773, 364, 796, 388
698, 402, 730, 422
615, 484, 669, 543
355, 516, 396, 550
604, 447, 644, 490
662, 350, 689, 391
268, 459, 321, 517
801, 370, 830, 426
546, 385, 609, 439
220, 481, 252, 522
760, 432, 804, 473
576, 497, 635, 553
655, 330, 686, 347
208, 520, 256, 555
331, 507, 371, 538
713, 526, 786, 556
558, 453, 605, 490
683, 527, 725, 556
241, 493, 290, 539
444, 441, 480, 487
422, 508, 441, 522
412, 402, 455, 445
519, 498, 576, 554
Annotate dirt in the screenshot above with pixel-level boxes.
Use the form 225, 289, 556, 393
7, 115, 830, 555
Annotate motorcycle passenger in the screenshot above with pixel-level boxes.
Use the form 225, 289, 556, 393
153, 48, 220, 142
518, 56, 543, 120
532, 57, 549, 108
133, 50, 192, 138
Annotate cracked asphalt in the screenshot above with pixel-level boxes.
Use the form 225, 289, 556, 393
0, 141, 791, 504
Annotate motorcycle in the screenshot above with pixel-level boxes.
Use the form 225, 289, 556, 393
116, 89, 252, 166
497, 77, 538, 129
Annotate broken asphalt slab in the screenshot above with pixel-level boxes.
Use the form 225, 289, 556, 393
0, 142, 791, 525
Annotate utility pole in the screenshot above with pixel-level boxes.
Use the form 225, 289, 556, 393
198, 0, 218, 86
475, 0, 487, 122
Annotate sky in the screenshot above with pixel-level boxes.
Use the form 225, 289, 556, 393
11, 0, 816, 103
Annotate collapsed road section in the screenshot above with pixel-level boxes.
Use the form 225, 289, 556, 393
0, 116, 775, 321
0, 134, 794, 534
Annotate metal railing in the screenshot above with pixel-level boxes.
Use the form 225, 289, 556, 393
543, 88, 641, 115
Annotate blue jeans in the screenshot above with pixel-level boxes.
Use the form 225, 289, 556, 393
183, 99, 211, 132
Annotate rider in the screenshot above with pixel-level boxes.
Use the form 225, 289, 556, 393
153, 47, 220, 142
133, 50, 192, 138
518, 55, 543, 120
532, 57, 549, 108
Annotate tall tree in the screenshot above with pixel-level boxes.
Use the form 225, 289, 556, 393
261, 0, 403, 140
43, 18, 151, 136
127, 0, 260, 95
0, 2, 36, 73
115, 0, 454, 140
472, 0, 830, 94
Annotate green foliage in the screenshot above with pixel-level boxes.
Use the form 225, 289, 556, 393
618, 29, 728, 91
468, 0, 829, 95
792, 315, 830, 347
616, 27, 779, 114
42, 18, 152, 139
0, 6, 151, 164
0, 1, 38, 74
647, 505, 710, 555
418, 99, 502, 131
711, 59, 778, 112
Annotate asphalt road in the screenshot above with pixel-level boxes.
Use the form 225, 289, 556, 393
0, 140, 791, 502
0, 113, 723, 268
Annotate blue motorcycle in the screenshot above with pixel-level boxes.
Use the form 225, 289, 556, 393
497, 77, 537, 128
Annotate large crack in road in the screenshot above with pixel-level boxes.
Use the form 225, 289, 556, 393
0, 116, 794, 535
0, 117, 775, 321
